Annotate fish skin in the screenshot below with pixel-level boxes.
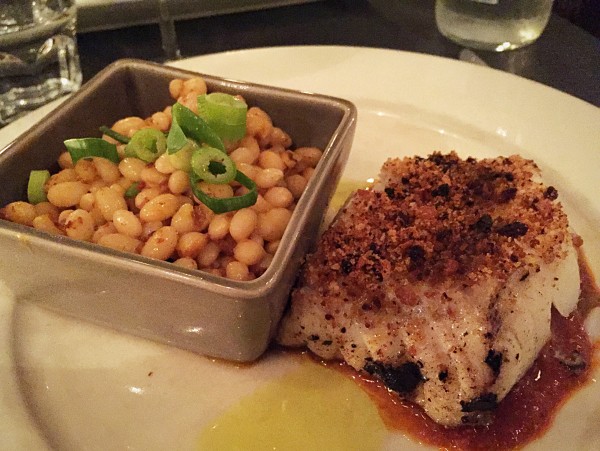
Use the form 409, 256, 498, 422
277, 152, 580, 426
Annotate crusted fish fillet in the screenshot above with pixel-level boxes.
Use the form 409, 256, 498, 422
277, 152, 580, 427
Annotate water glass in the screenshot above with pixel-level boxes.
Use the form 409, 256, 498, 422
435, 0, 554, 52
0, 0, 82, 126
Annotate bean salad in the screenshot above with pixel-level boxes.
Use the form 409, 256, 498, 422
0, 76, 323, 281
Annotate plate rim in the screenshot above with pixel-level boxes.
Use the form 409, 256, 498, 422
2, 44, 599, 451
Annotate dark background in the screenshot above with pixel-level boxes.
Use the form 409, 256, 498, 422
77, 0, 600, 107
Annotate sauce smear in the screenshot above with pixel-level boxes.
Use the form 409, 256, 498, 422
331, 256, 599, 450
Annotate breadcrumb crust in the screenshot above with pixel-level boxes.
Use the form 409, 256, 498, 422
301, 151, 569, 295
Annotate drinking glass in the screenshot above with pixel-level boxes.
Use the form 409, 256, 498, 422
158, 0, 181, 61
435, 0, 554, 52
0, 0, 82, 126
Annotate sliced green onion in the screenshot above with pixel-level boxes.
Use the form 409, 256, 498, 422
191, 146, 236, 185
190, 170, 257, 214
99, 126, 130, 144
64, 138, 120, 164
27, 170, 50, 204
168, 139, 198, 172
125, 128, 167, 163
197, 93, 247, 141
124, 182, 142, 198
171, 103, 225, 152
166, 115, 188, 154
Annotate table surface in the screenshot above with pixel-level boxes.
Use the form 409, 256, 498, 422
77, 0, 599, 107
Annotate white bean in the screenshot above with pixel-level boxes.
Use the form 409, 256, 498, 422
141, 226, 178, 260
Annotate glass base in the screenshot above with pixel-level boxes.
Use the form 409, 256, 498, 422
439, 31, 540, 52
0, 4, 81, 127
0, 76, 79, 126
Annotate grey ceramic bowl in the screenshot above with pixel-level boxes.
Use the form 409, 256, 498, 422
0, 59, 356, 361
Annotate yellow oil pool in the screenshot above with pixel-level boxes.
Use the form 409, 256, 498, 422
322, 179, 372, 229
330, 179, 372, 211
198, 358, 385, 451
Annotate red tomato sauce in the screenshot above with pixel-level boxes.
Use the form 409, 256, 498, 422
332, 254, 599, 450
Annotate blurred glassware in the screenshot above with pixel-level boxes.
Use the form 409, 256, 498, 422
458, 48, 489, 66
158, 0, 180, 61
0, 0, 82, 126
435, 0, 554, 51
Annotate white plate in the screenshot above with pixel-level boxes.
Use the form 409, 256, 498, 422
1, 46, 599, 450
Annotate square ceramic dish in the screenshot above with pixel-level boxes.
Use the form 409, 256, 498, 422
0, 59, 356, 361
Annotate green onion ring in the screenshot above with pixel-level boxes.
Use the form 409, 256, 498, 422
99, 126, 130, 144
166, 115, 189, 154
168, 139, 197, 172
125, 128, 167, 163
124, 182, 143, 198
189, 170, 258, 214
64, 138, 120, 164
27, 170, 50, 204
171, 103, 225, 152
197, 93, 247, 141
191, 146, 237, 185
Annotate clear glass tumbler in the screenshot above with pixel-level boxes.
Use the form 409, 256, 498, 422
435, 0, 554, 52
0, 0, 82, 126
